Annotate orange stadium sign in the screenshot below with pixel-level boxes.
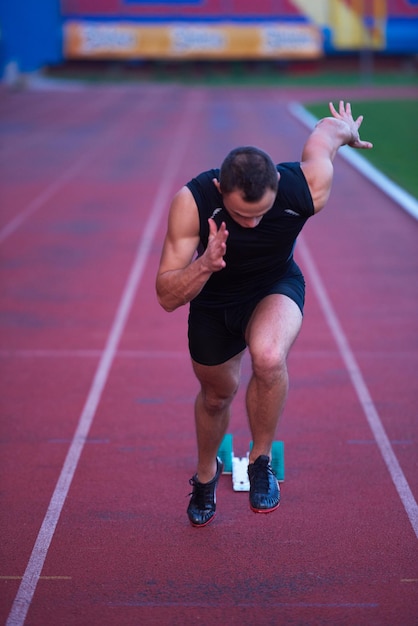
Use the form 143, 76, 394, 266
63, 21, 323, 60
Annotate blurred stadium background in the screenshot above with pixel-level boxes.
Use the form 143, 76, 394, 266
1, 0, 417, 85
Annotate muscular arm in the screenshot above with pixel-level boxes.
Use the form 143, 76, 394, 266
300, 100, 373, 213
156, 186, 229, 312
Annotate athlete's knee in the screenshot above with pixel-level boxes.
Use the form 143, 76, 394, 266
200, 381, 239, 415
250, 345, 287, 383
203, 388, 238, 415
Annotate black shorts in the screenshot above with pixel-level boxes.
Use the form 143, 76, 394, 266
188, 260, 305, 366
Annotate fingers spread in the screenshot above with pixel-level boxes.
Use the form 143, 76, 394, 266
329, 101, 338, 116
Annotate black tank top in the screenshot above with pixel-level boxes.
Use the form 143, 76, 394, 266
186, 162, 314, 307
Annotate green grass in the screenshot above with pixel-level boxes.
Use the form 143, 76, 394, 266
305, 100, 418, 199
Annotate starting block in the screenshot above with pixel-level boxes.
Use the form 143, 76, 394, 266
217, 434, 284, 492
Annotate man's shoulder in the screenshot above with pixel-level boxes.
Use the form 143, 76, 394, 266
275, 162, 314, 216
187, 168, 219, 191
186, 169, 221, 215
276, 161, 302, 176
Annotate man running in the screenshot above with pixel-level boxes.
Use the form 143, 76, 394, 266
156, 101, 372, 527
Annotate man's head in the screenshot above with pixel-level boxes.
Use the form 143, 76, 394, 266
214, 146, 279, 228
219, 146, 279, 201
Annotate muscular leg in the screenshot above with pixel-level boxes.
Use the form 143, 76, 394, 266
245, 294, 302, 463
192, 352, 244, 483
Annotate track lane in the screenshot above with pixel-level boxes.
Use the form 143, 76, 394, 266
1, 84, 417, 626
1, 85, 202, 625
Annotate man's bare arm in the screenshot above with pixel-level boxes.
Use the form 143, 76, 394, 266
156, 186, 229, 312
301, 100, 373, 213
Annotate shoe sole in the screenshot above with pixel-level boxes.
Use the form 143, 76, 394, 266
250, 502, 280, 514
189, 512, 216, 528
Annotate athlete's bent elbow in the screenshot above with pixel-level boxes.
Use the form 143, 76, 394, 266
157, 294, 173, 312
156, 292, 180, 313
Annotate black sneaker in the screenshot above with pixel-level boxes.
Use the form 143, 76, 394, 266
248, 455, 280, 513
187, 457, 223, 527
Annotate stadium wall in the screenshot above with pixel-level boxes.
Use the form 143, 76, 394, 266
1, 1, 417, 79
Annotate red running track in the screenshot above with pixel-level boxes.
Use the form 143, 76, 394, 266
1, 82, 417, 626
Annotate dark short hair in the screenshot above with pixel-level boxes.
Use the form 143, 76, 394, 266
219, 146, 278, 202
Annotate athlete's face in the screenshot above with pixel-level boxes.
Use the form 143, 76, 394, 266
222, 188, 276, 228
213, 176, 279, 228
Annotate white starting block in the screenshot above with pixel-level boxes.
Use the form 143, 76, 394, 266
232, 454, 250, 492
218, 433, 285, 491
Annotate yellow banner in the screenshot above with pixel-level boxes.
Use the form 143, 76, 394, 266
64, 21, 323, 60
330, 0, 386, 49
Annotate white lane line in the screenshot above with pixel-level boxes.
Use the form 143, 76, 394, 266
0, 89, 160, 245
5, 90, 201, 626
1, 348, 415, 360
0, 92, 118, 244
0, 164, 86, 244
298, 234, 418, 540
0, 349, 188, 359
288, 102, 418, 221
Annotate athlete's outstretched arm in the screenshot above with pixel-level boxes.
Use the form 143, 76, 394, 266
300, 100, 373, 213
156, 186, 229, 312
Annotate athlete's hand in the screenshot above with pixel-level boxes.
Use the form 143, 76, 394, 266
329, 101, 373, 150
202, 218, 228, 272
